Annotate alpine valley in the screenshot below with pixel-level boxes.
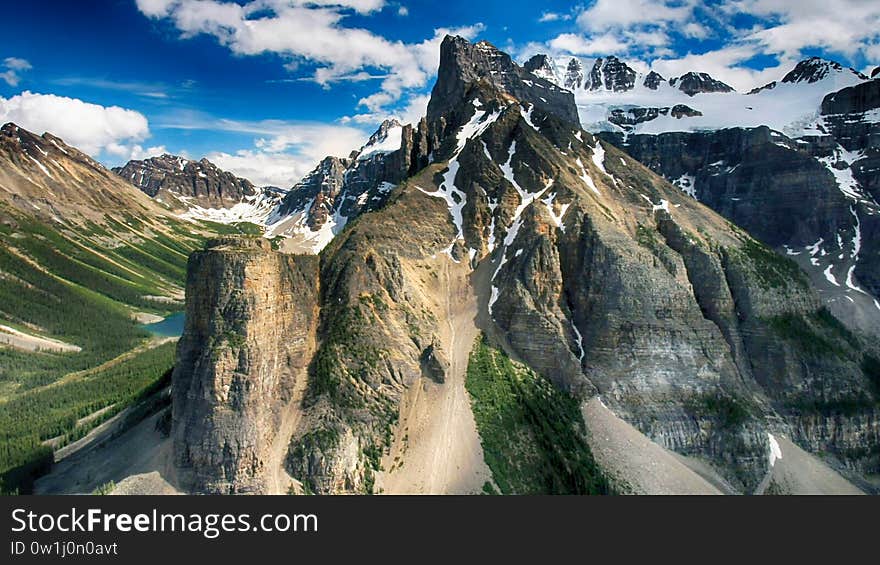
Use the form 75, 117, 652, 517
3, 36, 879, 496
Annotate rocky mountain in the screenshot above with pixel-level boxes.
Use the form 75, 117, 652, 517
0, 122, 233, 493
523, 54, 559, 84
591, 65, 880, 336
519, 50, 879, 337
669, 72, 735, 96
1, 122, 167, 221
268, 119, 409, 253
171, 37, 879, 495
113, 154, 257, 208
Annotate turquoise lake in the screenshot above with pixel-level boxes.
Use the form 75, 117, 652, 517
141, 312, 185, 337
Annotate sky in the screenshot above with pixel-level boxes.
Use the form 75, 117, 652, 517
1, 0, 878, 187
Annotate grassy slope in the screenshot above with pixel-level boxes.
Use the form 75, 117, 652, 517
465, 334, 611, 495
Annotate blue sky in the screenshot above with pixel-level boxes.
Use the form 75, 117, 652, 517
1, 0, 878, 186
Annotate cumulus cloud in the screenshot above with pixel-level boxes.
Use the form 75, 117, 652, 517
0, 91, 151, 155
1, 57, 32, 87
106, 142, 170, 161
136, 0, 483, 114
159, 112, 371, 186
548, 33, 629, 56
576, 0, 694, 32
539, 12, 571, 23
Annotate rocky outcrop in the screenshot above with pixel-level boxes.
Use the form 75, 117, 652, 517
608, 105, 701, 128
643, 71, 666, 90
821, 77, 880, 117
524, 54, 558, 83
782, 57, 867, 85
587, 56, 637, 92
563, 58, 584, 90
172, 237, 319, 493
113, 154, 256, 207
427, 36, 579, 126
669, 72, 734, 96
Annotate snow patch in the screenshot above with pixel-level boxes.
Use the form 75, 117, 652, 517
768, 433, 783, 467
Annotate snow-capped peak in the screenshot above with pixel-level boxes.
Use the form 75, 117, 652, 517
781, 57, 868, 85
357, 119, 403, 161
524, 54, 560, 84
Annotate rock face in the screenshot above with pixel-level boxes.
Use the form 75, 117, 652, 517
587, 56, 637, 92
643, 71, 666, 90
563, 58, 585, 90
172, 237, 318, 493
172, 36, 880, 494
782, 57, 867, 85
523, 54, 559, 83
427, 37, 579, 125
113, 154, 256, 207
0, 122, 172, 221
669, 72, 734, 96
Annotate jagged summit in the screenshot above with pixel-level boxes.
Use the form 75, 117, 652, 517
428, 35, 579, 125
587, 56, 637, 92
357, 118, 403, 160
113, 153, 256, 206
643, 70, 666, 90
669, 71, 735, 96
564, 57, 585, 90
781, 56, 868, 84
523, 54, 559, 83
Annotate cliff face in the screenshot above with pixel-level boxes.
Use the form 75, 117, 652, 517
113, 154, 256, 208
172, 237, 319, 493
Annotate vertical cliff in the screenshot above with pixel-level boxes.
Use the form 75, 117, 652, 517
172, 237, 319, 493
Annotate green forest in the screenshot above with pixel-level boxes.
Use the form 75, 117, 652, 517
0, 204, 212, 493
466, 335, 611, 495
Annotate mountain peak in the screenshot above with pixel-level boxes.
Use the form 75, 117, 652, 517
357, 118, 403, 160
113, 152, 256, 205
781, 56, 867, 84
524, 54, 559, 83
427, 35, 579, 126
587, 56, 637, 92
669, 71, 735, 96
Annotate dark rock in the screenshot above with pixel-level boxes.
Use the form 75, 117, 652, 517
564, 58, 584, 90
587, 56, 637, 92
427, 36, 579, 126
669, 72, 735, 96
643, 70, 666, 90
420, 342, 449, 383
782, 57, 866, 84
113, 154, 256, 206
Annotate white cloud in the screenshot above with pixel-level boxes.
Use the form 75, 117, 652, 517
106, 142, 170, 161
137, 0, 483, 113
1, 57, 32, 87
0, 91, 151, 155
721, 0, 880, 59
548, 33, 629, 56
539, 12, 571, 23
576, 0, 694, 32
397, 5, 408, 17
159, 112, 371, 186
205, 149, 307, 187
343, 91, 429, 125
